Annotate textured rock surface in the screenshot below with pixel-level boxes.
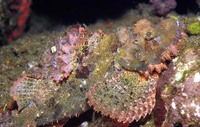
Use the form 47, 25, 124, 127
157, 36, 200, 127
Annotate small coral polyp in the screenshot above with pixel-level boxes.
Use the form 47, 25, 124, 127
87, 70, 156, 123
116, 18, 186, 76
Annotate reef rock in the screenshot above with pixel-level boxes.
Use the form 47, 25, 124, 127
158, 37, 200, 127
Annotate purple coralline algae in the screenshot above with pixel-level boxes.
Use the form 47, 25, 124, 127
150, 0, 177, 15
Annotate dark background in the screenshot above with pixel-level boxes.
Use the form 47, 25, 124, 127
31, 0, 199, 25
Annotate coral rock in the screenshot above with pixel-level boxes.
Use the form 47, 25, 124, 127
158, 39, 200, 126
150, 0, 177, 15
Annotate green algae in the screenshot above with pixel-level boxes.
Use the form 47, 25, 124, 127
187, 21, 200, 35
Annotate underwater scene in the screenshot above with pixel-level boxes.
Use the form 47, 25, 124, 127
0, 0, 200, 127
